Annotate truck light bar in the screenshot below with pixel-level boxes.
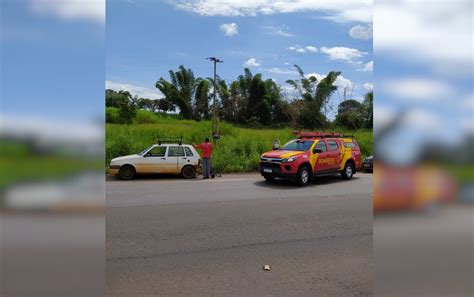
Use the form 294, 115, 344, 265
292, 131, 345, 138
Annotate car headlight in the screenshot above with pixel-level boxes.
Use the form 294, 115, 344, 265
285, 157, 297, 163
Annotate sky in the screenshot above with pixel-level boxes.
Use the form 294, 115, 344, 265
1, 0, 105, 122
106, 0, 374, 119
1, 0, 472, 151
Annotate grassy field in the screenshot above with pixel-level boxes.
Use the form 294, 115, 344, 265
106, 115, 373, 173
0, 142, 103, 189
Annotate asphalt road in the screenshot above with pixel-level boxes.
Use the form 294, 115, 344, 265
106, 173, 373, 297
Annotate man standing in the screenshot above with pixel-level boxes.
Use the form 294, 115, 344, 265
194, 138, 213, 179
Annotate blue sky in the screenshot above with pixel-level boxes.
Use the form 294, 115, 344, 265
106, 0, 374, 118
2, 0, 471, 146
1, 0, 105, 122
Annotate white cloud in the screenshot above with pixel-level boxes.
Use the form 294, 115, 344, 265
243, 58, 260, 67
381, 77, 456, 102
349, 24, 372, 40
289, 45, 318, 54
375, 0, 472, 75
374, 104, 396, 129
357, 60, 373, 72
266, 67, 298, 75
363, 82, 374, 91
320, 46, 366, 61
263, 25, 293, 37
106, 80, 163, 99
462, 93, 474, 110
305, 72, 354, 90
30, 0, 105, 23
220, 23, 238, 36
174, 0, 372, 23
404, 109, 441, 130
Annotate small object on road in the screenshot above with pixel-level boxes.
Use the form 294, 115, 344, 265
263, 265, 271, 271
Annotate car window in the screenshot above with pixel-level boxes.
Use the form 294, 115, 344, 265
168, 146, 185, 157
184, 147, 194, 157
343, 142, 356, 148
327, 141, 339, 151
147, 146, 167, 157
314, 141, 327, 152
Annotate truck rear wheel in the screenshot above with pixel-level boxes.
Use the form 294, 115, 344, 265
341, 162, 354, 180
295, 165, 311, 186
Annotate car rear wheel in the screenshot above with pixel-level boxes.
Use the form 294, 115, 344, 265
341, 162, 354, 180
181, 165, 196, 179
295, 165, 311, 186
119, 165, 136, 180
263, 174, 275, 182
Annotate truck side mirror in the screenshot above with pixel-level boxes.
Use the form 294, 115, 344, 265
313, 148, 323, 154
272, 139, 281, 150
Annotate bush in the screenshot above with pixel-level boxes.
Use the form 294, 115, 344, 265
106, 118, 373, 171
134, 110, 159, 124
106, 107, 121, 124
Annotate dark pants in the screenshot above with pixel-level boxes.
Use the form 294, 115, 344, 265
202, 157, 212, 178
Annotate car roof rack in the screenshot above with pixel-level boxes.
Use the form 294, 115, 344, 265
156, 136, 183, 145
292, 131, 354, 139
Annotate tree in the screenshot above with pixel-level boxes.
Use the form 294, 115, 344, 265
137, 98, 154, 111
362, 91, 373, 128
105, 89, 136, 124
154, 98, 174, 113
155, 65, 197, 119
106, 89, 132, 108
285, 65, 341, 129
334, 99, 364, 130
194, 79, 210, 120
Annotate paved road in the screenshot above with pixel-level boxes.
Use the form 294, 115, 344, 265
106, 173, 373, 296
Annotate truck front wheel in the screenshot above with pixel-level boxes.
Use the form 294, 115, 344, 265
295, 165, 311, 186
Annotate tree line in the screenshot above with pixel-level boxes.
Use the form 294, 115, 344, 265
106, 65, 373, 130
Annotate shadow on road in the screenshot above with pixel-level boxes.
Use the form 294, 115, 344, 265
107, 174, 190, 182
254, 175, 360, 190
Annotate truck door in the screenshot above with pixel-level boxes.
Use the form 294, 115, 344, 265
312, 140, 331, 172
326, 140, 342, 170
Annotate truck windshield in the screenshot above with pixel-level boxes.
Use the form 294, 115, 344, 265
282, 140, 314, 151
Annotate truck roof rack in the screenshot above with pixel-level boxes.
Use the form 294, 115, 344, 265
156, 136, 183, 145
292, 131, 353, 139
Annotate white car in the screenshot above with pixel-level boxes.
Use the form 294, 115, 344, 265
109, 143, 201, 180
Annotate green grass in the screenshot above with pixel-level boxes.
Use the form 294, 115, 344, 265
106, 115, 373, 173
0, 142, 103, 189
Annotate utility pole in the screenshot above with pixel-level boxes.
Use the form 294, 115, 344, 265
206, 57, 223, 141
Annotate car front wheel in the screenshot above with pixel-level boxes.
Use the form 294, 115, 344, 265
119, 165, 136, 180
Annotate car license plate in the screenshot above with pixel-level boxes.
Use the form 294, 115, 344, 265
263, 168, 272, 173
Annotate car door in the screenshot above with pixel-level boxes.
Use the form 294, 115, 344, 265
139, 145, 168, 173
165, 146, 185, 173
326, 140, 342, 170
312, 140, 331, 172
181, 146, 196, 167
